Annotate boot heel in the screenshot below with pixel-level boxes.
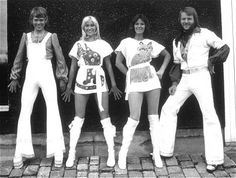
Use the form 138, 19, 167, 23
66, 150, 75, 168
107, 150, 115, 167
118, 150, 127, 169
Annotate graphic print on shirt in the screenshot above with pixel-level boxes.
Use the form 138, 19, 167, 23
130, 42, 154, 83
76, 43, 104, 90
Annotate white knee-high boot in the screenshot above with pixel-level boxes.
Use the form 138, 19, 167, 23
118, 117, 139, 169
148, 115, 163, 168
101, 117, 116, 167
66, 116, 84, 167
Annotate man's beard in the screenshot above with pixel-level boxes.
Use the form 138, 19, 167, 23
182, 24, 196, 34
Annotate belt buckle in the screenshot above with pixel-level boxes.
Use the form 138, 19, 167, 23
184, 69, 191, 74
184, 68, 199, 74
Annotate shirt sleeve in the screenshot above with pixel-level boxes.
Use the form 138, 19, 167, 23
169, 63, 182, 83
69, 41, 80, 60
10, 33, 27, 80
51, 33, 68, 82
206, 29, 225, 49
150, 40, 165, 58
209, 44, 230, 64
101, 40, 113, 58
115, 38, 127, 57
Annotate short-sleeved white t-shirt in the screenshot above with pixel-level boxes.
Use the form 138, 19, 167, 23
116, 37, 165, 67
69, 39, 113, 94
115, 37, 165, 95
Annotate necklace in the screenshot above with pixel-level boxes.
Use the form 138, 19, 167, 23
33, 31, 46, 43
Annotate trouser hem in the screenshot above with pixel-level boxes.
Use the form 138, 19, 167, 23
206, 159, 224, 165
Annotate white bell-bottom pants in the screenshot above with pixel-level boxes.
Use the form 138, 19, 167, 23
14, 61, 65, 158
160, 70, 224, 165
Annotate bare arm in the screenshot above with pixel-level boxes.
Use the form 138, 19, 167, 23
104, 55, 122, 100
67, 57, 78, 89
115, 51, 127, 75
61, 57, 78, 102
156, 49, 171, 79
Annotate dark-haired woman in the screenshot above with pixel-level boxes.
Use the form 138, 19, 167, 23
115, 14, 171, 169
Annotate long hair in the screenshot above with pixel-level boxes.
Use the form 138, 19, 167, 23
29, 7, 48, 27
178, 7, 200, 30
175, 7, 201, 46
127, 14, 150, 38
81, 16, 101, 41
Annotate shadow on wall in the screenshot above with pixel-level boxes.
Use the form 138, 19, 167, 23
4, 0, 223, 133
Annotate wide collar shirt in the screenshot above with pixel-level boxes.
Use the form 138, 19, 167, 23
173, 28, 226, 70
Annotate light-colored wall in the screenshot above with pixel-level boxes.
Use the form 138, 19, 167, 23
221, 0, 236, 143
0, 0, 7, 64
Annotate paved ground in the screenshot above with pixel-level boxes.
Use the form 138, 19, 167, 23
0, 131, 236, 178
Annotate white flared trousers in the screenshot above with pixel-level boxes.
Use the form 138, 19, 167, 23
160, 70, 224, 165
14, 60, 65, 158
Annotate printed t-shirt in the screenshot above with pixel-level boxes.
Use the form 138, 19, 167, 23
69, 39, 113, 94
115, 37, 165, 99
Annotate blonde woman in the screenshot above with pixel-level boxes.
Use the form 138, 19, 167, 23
62, 16, 122, 168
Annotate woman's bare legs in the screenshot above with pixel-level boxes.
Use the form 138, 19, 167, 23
146, 89, 163, 167
118, 92, 143, 169
66, 94, 89, 167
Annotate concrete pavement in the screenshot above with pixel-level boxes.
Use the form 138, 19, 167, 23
0, 131, 236, 177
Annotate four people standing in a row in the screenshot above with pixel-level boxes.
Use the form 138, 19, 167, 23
9, 6, 229, 173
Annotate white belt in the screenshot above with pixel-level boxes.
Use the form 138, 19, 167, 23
182, 66, 208, 74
